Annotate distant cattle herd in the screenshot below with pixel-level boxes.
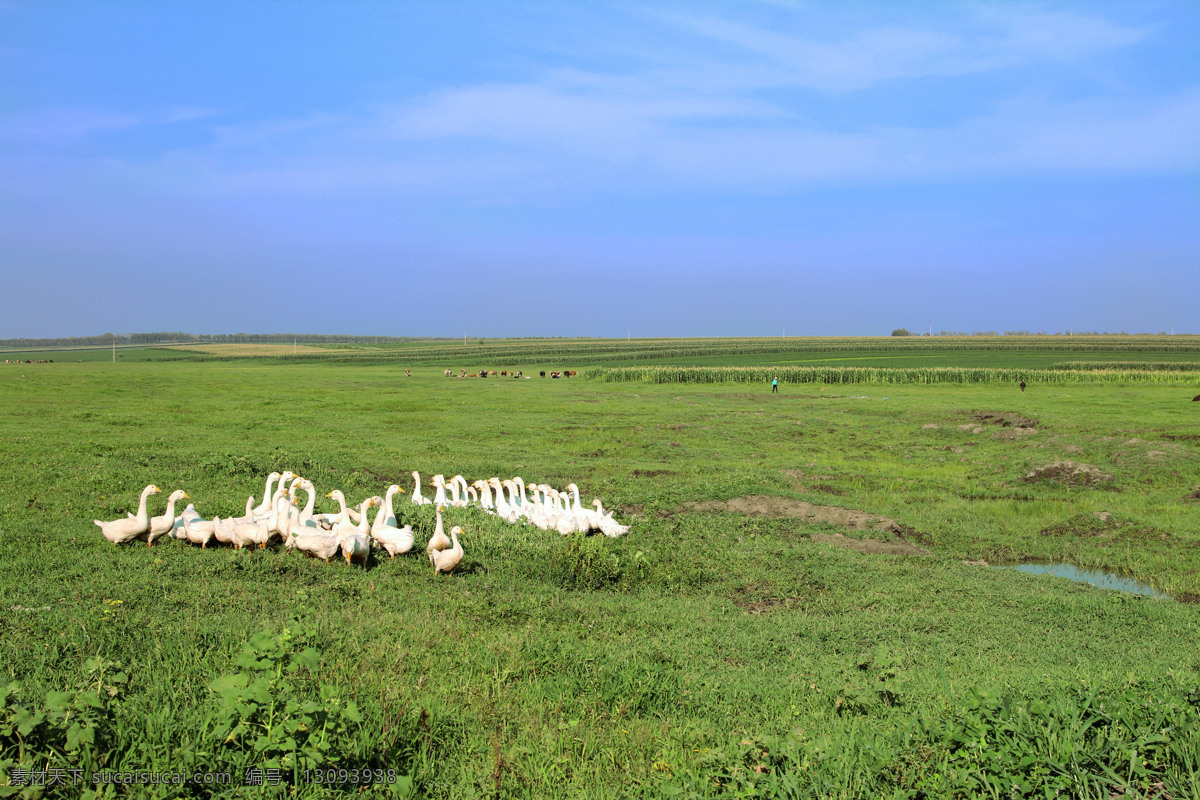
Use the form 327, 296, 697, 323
5, 359, 53, 363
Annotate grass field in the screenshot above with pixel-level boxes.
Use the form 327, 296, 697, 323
2, 340, 1199, 798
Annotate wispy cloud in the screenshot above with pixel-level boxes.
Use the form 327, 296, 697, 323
1, 3, 1188, 203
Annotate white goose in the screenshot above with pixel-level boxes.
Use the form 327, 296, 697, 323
232, 515, 271, 549
288, 513, 340, 562
371, 488, 415, 558
182, 512, 216, 548
252, 471, 289, 517
311, 489, 356, 527
474, 479, 495, 512
432, 526, 465, 575
426, 505, 450, 564
169, 503, 198, 541
335, 498, 375, 566
446, 475, 468, 508
147, 489, 190, 547
411, 471, 432, 505
489, 477, 514, 520
94, 484, 161, 546
431, 474, 450, 507
212, 515, 240, 547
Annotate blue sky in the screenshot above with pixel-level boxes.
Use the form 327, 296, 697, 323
2, 1, 1197, 338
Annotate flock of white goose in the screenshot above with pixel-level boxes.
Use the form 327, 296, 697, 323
92, 470, 630, 573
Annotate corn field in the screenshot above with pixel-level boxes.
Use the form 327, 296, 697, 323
583, 365, 1200, 385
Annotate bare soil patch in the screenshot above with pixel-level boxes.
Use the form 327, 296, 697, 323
684, 495, 933, 555
685, 495, 895, 530
1025, 461, 1114, 486
993, 428, 1039, 440
1037, 512, 1175, 547
728, 581, 809, 614
971, 411, 1039, 428
811, 532, 931, 556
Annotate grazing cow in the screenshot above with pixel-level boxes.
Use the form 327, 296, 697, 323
1194, 395, 1200, 402
500, 370, 507, 376
444, 369, 452, 377
539, 371, 546, 377
566, 370, 577, 377
480, 370, 489, 378
468, 373, 478, 378
1019, 381, 1026, 392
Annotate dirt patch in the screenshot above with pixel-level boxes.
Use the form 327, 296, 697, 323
1038, 512, 1168, 542
685, 495, 898, 531
1025, 461, 1114, 486
921, 424, 940, 430
684, 495, 933, 553
1178, 593, 1199, 604
620, 504, 646, 518
993, 428, 1039, 440
811, 532, 932, 556
962, 559, 989, 567
728, 581, 808, 614
631, 469, 675, 478
971, 411, 1039, 428
1184, 489, 1200, 501
958, 424, 985, 434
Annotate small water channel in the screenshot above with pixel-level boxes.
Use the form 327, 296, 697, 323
992, 562, 1169, 599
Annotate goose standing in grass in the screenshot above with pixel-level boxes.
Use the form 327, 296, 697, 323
474, 479, 495, 512
94, 484, 160, 546
232, 514, 271, 549
147, 489, 190, 546
335, 498, 375, 566
182, 513, 216, 548
501, 480, 525, 523
212, 515, 239, 547
489, 477, 515, 520
252, 471, 289, 517
431, 474, 450, 507
314, 489, 358, 527
432, 526, 464, 574
169, 503, 199, 541
411, 471, 432, 505
371, 488, 415, 558
288, 523, 340, 563
426, 505, 450, 564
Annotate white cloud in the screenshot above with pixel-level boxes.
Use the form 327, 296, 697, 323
662, 6, 1150, 91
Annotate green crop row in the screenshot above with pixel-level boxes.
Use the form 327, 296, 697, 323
1049, 360, 1200, 371
584, 365, 1200, 385
152, 336, 1200, 367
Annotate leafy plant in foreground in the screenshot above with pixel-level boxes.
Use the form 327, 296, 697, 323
201, 613, 371, 783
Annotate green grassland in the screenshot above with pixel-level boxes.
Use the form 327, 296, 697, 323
2, 340, 1199, 798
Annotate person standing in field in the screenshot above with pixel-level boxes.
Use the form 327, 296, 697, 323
771, 376, 779, 393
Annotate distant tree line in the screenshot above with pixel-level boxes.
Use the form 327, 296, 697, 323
0, 332, 454, 348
